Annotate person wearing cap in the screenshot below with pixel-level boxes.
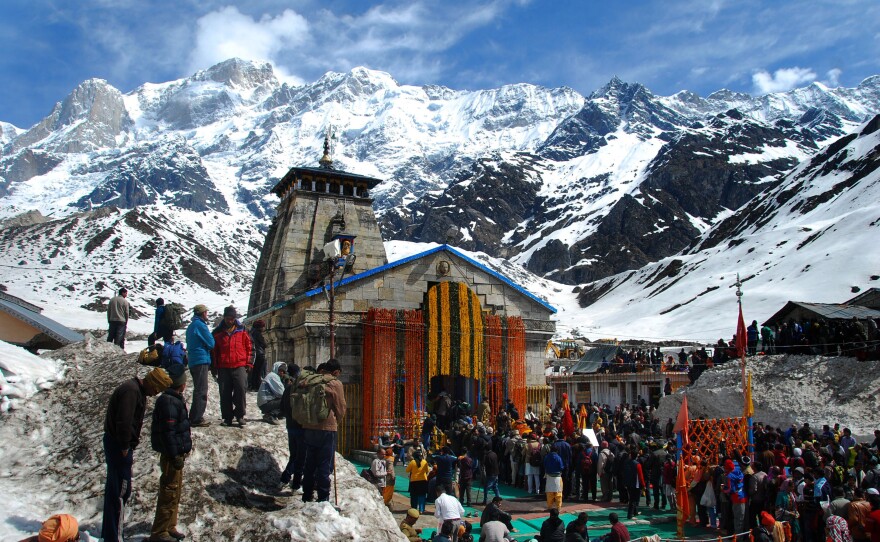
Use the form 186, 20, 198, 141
211, 306, 253, 427
399, 509, 422, 542
101, 366, 172, 542
106, 287, 131, 348
18, 514, 80, 542
247, 320, 268, 391
185, 304, 215, 427
147, 364, 192, 542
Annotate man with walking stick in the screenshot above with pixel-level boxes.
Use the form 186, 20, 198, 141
296, 359, 346, 503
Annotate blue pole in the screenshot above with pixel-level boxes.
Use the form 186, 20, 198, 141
676, 432, 683, 460
748, 416, 755, 460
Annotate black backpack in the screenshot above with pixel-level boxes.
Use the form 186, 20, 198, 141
604, 452, 615, 475
529, 446, 542, 467
160, 302, 185, 330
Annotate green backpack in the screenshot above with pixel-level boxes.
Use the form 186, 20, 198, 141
290, 372, 336, 426
160, 302, 186, 330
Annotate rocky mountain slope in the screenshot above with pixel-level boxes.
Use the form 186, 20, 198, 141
570, 115, 880, 340
1, 59, 879, 332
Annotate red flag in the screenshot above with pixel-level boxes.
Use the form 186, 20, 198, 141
736, 304, 747, 359
673, 395, 689, 446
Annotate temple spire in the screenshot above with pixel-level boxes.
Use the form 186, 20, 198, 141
319, 126, 333, 169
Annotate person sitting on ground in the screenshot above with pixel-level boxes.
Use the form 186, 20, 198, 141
433, 520, 455, 542
603, 512, 630, 542
537, 507, 565, 542
433, 486, 465, 536
257, 362, 288, 424
565, 512, 589, 541
564, 517, 589, 542
18, 514, 80, 542
481, 520, 513, 542
159, 334, 187, 369
480, 496, 514, 531
399, 508, 422, 542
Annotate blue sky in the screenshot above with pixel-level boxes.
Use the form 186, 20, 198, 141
1, 0, 878, 128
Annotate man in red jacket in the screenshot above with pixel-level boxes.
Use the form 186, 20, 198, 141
212, 306, 253, 427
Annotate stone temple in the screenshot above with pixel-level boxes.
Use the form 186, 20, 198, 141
248, 146, 557, 453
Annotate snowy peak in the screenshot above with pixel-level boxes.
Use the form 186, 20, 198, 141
191, 58, 278, 89
7, 78, 132, 154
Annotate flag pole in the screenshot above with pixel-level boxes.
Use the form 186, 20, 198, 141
736, 274, 755, 461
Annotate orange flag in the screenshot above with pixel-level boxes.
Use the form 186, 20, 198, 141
676, 456, 690, 532
673, 394, 689, 446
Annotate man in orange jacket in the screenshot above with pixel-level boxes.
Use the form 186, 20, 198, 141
212, 306, 253, 427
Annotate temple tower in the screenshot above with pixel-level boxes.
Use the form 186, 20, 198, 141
248, 139, 387, 316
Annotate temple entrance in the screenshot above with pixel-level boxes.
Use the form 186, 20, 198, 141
429, 375, 481, 407
361, 282, 528, 448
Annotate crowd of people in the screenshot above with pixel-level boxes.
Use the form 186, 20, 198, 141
13, 296, 878, 541
373, 392, 880, 542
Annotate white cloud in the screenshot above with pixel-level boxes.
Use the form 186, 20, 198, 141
824, 68, 842, 87
752, 67, 816, 94
187, 6, 310, 73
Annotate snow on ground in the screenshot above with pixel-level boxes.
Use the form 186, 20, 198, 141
0, 339, 63, 412
0, 336, 404, 541
657, 354, 880, 439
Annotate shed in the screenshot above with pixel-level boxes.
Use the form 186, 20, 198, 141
762, 301, 880, 327
0, 292, 83, 350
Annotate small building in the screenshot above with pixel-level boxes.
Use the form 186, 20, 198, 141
847, 288, 880, 311
247, 146, 557, 453
547, 369, 690, 410
0, 292, 83, 350
762, 301, 880, 327
547, 345, 690, 408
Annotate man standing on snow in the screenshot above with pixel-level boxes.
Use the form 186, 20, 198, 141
211, 306, 253, 427
101, 367, 172, 542
107, 287, 131, 348
301, 359, 346, 503
186, 304, 214, 427
147, 364, 192, 542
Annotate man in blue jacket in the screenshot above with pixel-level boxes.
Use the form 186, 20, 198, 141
186, 304, 214, 427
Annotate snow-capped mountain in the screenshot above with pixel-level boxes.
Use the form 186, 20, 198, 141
1, 58, 879, 336
571, 115, 880, 341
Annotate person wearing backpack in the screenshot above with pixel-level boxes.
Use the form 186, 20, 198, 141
526, 433, 543, 495
211, 306, 253, 428
148, 298, 172, 346
299, 359, 347, 503
581, 443, 598, 502
185, 304, 214, 428
598, 441, 615, 502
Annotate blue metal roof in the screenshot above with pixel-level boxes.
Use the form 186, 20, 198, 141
298, 244, 557, 314
0, 298, 84, 345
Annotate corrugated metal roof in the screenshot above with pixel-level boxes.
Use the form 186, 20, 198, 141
570, 344, 621, 374
764, 301, 880, 326
247, 244, 557, 321
0, 298, 83, 345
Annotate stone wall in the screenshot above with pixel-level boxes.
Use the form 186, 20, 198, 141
262, 247, 556, 386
